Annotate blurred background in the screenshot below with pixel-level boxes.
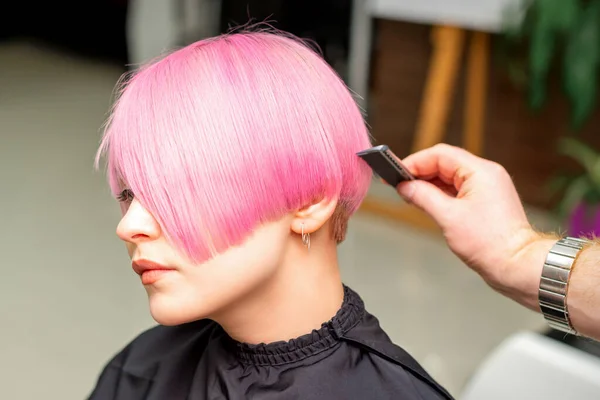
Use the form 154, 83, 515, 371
2, 0, 600, 399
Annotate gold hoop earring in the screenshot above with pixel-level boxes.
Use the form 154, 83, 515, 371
301, 223, 311, 250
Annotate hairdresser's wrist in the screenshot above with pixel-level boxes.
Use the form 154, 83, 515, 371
488, 231, 556, 312
565, 242, 600, 339
490, 232, 600, 340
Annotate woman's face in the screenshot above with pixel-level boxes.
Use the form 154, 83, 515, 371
116, 198, 292, 326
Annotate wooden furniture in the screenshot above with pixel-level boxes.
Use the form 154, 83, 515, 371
349, 0, 504, 231
413, 27, 489, 156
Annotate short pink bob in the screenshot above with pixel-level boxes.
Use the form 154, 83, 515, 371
96, 31, 372, 263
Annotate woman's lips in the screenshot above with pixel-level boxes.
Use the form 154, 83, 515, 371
140, 269, 174, 285
132, 259, 176, 285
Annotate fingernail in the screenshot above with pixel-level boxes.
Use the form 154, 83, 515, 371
397, 181, 416, 202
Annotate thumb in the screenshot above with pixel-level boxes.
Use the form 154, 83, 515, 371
397, 180, 454, 223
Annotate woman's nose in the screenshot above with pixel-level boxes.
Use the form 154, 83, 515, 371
116, 199, 162, 244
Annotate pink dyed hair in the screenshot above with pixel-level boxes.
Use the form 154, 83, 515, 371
96, 31, 372, 263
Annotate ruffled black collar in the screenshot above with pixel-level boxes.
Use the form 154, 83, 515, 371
229, 285, 365, 366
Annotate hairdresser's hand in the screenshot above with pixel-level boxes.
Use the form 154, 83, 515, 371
396, 144, 555, 311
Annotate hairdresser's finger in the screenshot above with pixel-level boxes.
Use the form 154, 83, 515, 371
428, 177, 459, 197
400, 144, 482, 185
384, 152, 434, 180
397, 180, 455, 224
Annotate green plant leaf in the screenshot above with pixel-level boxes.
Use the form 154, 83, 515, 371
529, 20, 554, 109
557, 175, 591, 217
585, 187, 600, 204
529, 75, 547, 109
571, 74, 599, 129
559, 137, 599, 169
590, 161, 600, 189
547, 173, 577, 196
563, 0, 600, 129
528, 0, 582, 109
539, 0, 581, 32
558, 137, 600, 189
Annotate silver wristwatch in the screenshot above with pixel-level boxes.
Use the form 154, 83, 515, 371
539, 237, 589, 335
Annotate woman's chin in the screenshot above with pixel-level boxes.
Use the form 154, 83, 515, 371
151, 313, 188, 326
147, 295, 206, 326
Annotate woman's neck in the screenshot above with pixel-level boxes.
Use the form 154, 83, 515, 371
214, 235, 344, 345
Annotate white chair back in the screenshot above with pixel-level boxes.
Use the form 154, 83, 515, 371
461, 332, 600, 400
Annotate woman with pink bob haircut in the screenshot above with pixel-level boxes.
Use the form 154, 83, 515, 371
89, 30, 452, 400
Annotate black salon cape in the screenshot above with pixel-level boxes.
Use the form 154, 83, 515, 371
88, 287, 453, 400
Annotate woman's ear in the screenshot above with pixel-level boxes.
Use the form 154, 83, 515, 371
291, 197, 339, 235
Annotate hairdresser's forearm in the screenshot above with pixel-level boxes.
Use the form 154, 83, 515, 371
499, 235, 600, 341
565, 243, 600, 340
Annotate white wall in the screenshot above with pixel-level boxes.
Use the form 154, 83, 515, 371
127, 0, 222, 66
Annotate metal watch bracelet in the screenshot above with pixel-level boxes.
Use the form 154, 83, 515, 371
539, 237, 589, 335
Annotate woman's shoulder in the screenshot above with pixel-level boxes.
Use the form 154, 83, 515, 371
88, 320, 220, 399
342, 296, 454, 399
102, 319, 220, 376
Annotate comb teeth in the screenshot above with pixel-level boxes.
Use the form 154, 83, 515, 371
383, 151, 406, 174
383, 151, 400, 169
383, 150, 413, 180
